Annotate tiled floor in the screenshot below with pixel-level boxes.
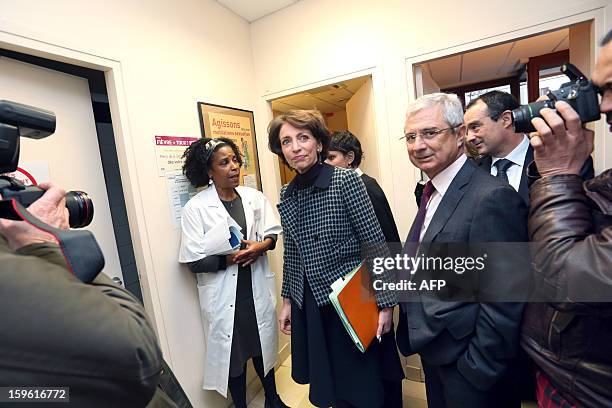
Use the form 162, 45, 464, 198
248, 355, 539, 408
248, 356, 427, 408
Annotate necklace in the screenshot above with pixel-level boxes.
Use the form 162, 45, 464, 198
222, 196, 238, 208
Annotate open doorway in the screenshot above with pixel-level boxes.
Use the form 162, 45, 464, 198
413, 22, 592, 106
270, 75, 380, 185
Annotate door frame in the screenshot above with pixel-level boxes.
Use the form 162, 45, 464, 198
404, 7, 608, 174
0, 27, 170, 357
259, 67, 393, 199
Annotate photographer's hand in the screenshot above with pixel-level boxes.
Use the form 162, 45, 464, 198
529, 100, 594, 177
0, 182, 69, 250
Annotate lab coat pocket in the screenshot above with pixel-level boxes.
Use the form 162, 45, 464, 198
264, 270, 277, 307
196, 273, 220, 321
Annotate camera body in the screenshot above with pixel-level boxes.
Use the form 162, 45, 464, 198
512, 63, 601, 133
0, 100, 93, 228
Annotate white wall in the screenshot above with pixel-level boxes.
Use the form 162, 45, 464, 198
0, 1, 267, 407
251, 0, 612, 237
346, 77, 381, 179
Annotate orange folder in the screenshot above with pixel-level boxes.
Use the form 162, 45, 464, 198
330, 263, 379, 352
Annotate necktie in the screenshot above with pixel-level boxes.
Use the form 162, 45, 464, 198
494, 158, 514, 183
400, 181, 435, 281
406, 181, 435, 244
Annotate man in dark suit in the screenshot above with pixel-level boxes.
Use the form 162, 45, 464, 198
396, 92, 529, 408
464, 90, 593, 204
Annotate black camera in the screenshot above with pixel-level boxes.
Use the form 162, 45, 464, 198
512, 63, 601, 133
0, 100, 94, 228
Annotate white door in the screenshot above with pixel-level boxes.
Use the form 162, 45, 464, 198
0, 56, 124, 284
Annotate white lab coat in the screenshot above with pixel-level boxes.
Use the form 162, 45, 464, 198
179, 185, 282, 397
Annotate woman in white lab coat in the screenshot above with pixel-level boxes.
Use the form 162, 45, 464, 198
178, 138, 287, 408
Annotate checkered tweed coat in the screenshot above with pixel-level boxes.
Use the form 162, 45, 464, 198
277, 163, 397, 309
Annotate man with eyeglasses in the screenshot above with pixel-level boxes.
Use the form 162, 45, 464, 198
520, 29, 612, 408
395, 92, 529, 408
464, 90, 593, 204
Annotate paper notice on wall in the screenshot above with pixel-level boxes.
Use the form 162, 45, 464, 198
243, 174, 257, 189
1, 161, 50, 186
166, 170, 198, 228
155, 135, 200, 176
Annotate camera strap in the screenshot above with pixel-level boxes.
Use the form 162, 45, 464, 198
0, 198, 105, 283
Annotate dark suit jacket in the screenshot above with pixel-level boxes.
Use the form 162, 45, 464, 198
360, 173, 401, 244
397, 159, 530, 391
477, 145, 594, 204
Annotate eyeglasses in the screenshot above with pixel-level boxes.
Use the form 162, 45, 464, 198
400, 125, 460, 144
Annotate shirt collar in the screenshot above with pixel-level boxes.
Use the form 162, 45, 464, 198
430, 154, 467, 198
492, 135, 529, 167
285, 162, 334, 196
354, 167, 364, 176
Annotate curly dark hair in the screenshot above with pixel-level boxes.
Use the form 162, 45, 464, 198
329, 130, 363, 168
182, 137, 242, 187
267, 109, 330, 166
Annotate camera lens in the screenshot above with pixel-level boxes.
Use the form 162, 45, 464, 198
511, 100, 555, 133
65, 190, 94, 228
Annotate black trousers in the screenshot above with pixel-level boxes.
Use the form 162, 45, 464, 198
422, 360, 521, 408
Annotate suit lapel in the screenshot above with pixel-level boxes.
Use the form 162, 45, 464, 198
421, 160, 476, 243
517, 144, 533, 204
478, 155, 492, 172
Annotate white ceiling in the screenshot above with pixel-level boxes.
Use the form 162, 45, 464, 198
425, 28, 570, 89
271, 76, 370, 113
215, 0, 302, 22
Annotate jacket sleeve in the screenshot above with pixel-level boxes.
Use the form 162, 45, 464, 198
528, 174, 612, 312
0, 240, 162, 406
278, 186, 292, 300
262, 192, 283, 239
362, 176, 401, 244
456, 185, 530, 390
341, 171, 397, 308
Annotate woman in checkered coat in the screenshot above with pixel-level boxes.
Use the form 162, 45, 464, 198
267, 110, 400, 408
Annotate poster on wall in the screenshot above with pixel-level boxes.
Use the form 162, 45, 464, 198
155, 135, 200, 176
197, 102, 262, 191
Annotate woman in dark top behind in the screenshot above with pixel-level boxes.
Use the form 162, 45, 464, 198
325, 130, 404, 407
268, 110, 399, 408
178, 138, 288, 408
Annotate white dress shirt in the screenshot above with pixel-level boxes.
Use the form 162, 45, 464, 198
490, 135, 529, 192
420, 154, 467, 241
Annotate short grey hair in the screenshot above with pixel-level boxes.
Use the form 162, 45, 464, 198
405, 92, 464, 130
